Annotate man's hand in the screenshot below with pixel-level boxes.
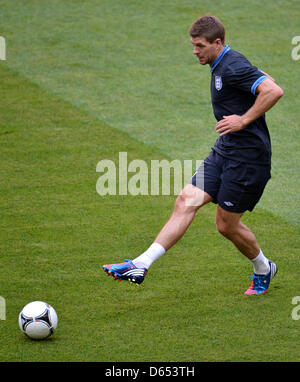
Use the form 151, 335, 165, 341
216, 115, 246, 136
216, 78, 284, 137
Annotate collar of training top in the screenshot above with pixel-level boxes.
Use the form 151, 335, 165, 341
210, 45, 231, 72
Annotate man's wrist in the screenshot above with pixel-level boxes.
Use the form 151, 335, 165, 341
240, 115, 250, 128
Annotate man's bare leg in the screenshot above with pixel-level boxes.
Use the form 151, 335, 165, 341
215, 205, 259, 259
154, 185, 212, 250
215, 205, 270, 273
132, 184, 213, 268
102, 184, 212, 282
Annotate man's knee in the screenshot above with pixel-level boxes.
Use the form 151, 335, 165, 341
216, 218, 232, 237
174, 193, 196, 214
175, 185, 211, 212
216, 208, 242, 237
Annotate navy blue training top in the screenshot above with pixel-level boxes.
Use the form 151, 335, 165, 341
210, 45, 271, 165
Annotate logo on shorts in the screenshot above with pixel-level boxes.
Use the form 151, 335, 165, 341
224, 201, 234, 207
215, 75, 222, 91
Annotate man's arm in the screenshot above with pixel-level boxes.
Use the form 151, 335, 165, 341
216, 78, 284, 136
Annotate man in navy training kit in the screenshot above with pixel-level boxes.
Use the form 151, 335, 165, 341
103, 15, 284, 295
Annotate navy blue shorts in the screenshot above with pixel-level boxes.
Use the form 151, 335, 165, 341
190, 150, 271, 213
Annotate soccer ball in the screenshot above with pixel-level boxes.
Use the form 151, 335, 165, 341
18, 301, 58, 340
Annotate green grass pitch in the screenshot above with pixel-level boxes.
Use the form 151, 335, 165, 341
0, 0, 300, 362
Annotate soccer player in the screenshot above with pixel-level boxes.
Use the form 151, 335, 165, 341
103, 16, 284, 295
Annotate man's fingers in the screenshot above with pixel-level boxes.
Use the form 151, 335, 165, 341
216, 126, 230, 134
216, 120, 227, 129
219, 129, 230, 136
216, 120, 229, 131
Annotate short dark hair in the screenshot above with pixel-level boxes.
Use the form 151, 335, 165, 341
189, 16, 225, 44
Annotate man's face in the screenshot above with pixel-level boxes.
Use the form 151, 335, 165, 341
190, 36, 223, 66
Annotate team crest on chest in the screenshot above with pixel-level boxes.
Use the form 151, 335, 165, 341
215, 75, 222, 91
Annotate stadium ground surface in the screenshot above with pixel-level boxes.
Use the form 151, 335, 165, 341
0, 0, 299, 362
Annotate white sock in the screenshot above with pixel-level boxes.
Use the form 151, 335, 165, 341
251, 249, 270, 275
132, 242, 166, 270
